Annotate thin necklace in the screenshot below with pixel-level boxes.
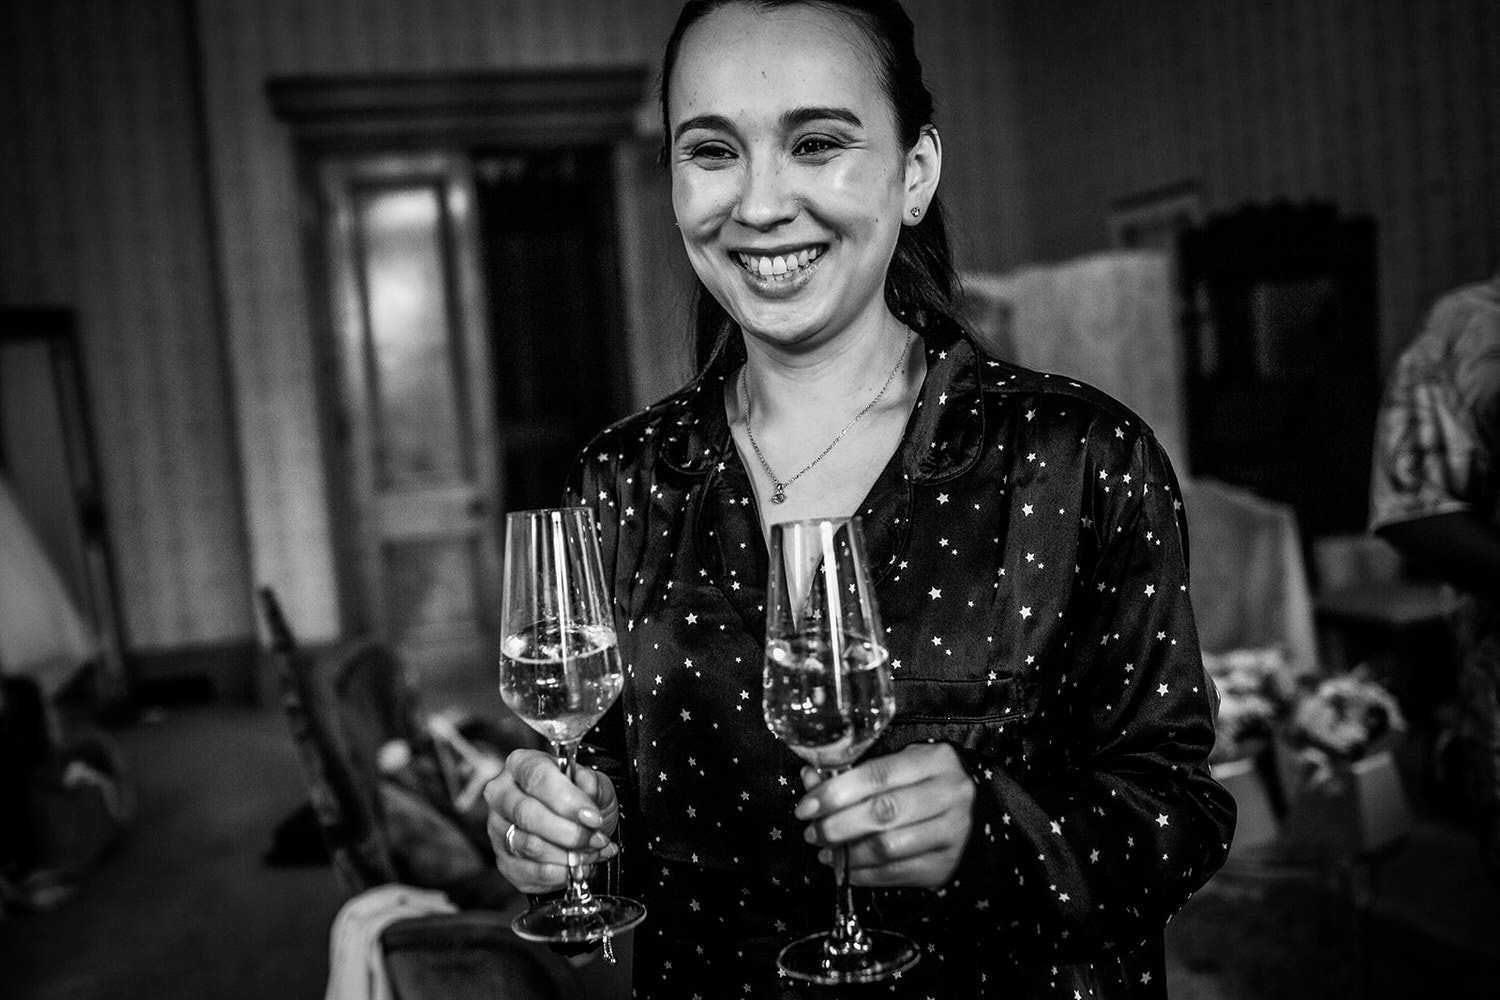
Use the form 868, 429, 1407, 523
740, 328, 915, 504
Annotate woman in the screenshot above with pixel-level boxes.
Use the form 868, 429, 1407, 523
485, 2, 1235, 996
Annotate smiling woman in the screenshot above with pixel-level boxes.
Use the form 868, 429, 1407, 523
483, 3, 1235, 998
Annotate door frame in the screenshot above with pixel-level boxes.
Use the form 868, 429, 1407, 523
270, 69, 652, 641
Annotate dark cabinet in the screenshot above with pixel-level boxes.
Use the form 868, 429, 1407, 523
1178, 202, 1381, 562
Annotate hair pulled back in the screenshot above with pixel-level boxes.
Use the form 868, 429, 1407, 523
658, 0, 958, 371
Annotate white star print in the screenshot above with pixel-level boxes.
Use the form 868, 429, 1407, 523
1019, 606, 1033, 619
936, 493, 950, 504
928, 587, 942, 600
1156, 813, 1170, 828
1157, 683, 1169, 696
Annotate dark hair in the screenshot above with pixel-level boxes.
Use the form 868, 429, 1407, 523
658, 0, 958, 371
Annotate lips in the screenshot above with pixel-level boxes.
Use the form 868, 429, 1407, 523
734, 245, 825, 279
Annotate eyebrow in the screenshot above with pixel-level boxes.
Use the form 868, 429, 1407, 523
672, 106, 865, 143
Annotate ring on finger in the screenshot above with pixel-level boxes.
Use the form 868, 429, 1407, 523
504, 822, 520, 857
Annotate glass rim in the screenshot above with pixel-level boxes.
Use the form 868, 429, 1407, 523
504, 505, 595, 522
768, 515, 863, 532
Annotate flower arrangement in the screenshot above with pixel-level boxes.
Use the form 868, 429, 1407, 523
1275, 665, 1412, 851
1281, 665, 1406, 784
1204, 647, 1297, 765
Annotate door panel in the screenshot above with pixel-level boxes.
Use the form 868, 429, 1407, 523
322, 153, 501, 675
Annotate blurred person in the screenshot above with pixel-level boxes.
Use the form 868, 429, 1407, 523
1371, 266, 1500, 882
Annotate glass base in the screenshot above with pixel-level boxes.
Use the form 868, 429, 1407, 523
510, 894, 647, 944
776, 928, 921, 985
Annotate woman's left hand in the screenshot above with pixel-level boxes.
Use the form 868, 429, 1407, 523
795, 742, 976, 890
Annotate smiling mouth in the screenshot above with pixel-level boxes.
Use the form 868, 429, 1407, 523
734, 246, 825, 280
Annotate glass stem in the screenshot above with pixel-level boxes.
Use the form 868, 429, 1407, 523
828, 846, 871, 956
555, 740, 597, 916
824, 768, 871, 958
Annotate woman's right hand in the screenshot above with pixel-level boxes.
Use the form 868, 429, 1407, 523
484, 747, 620, 894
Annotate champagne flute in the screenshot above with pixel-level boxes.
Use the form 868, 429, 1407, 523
762, 516, 920, 984
498, 507, 646, 948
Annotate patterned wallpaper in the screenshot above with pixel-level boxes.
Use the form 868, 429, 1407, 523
191, 0, 1023, 643
0, 0, 1019, 649
1012, 0, 1500, 370
0, 0, 252, 652
13, 0, 1483, 653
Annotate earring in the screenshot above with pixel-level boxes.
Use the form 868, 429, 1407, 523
910, 207, 921, 218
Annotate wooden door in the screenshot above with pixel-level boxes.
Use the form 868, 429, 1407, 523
320, 153, 502, 675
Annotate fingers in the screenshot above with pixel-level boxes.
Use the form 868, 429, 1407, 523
794, 743, 975, 890
810, 811, 970, 890
487, 749, 614, 840
795, 743, 973, 844
823, 812, 955, 866
484, 749, 619, 893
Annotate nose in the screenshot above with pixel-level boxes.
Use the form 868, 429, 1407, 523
731, 156, 795, 230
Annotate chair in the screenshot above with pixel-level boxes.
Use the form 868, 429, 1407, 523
258, 586, 589, 999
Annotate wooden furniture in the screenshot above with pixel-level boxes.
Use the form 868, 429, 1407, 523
258, 586, 594, 999
1178, 202, 1380, 549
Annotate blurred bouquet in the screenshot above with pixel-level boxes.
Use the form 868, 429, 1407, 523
1281, 665, 1406, 787
1277, 665, 1411, 851
1205, 647, 1296, 764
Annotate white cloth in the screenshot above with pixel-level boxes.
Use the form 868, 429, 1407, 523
1180, 476, 1319, 677
962, 250, 1190, 476
0, 472, 98, 692
324, 883, 456, 1000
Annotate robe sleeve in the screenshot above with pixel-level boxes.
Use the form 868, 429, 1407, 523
938, 424, 1235, 962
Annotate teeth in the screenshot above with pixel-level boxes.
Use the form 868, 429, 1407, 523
738, 247, 823, 278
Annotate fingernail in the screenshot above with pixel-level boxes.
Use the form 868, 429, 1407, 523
817, 848, 832, 866
602, 842, 620, 860
589, 832, 609, 850
794, 798, 818, 820
803, 826, 816, 844
578, 808, 602, 827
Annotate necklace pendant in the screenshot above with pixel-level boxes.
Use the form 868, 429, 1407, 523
771, 483, 787, 504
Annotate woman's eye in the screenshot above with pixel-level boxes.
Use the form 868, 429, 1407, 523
689, 142, 735, 162
793, 136, 841, 157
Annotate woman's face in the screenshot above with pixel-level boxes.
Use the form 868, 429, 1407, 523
666, 3, 939, 351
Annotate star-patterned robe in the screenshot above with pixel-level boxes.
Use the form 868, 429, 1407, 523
565, 317, 1235, 999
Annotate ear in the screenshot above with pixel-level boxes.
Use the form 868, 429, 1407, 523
902, 126, 942, 225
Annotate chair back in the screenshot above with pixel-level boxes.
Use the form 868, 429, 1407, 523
259, 586, 399, 894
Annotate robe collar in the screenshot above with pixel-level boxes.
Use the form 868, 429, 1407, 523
658, 314, 987, 485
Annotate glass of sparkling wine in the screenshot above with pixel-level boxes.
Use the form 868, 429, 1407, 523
762, 516, 919, 984
498, 507, 646, 946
